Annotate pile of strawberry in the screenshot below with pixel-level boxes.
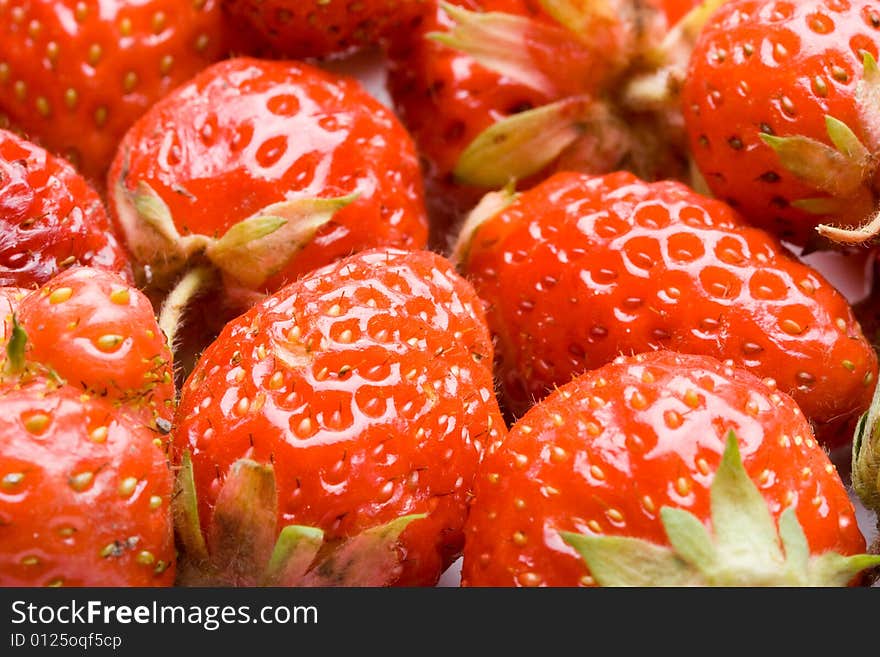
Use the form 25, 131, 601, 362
3, 0, 880, 588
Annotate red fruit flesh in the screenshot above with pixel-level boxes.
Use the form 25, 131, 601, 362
0, 378, 175, 587
462, 351, 867, 587
0, 0, 231, 183
682, 0, 880, 245
387, 1, 571, 232
109, 57, 428, 294
15, 268, 174, 417
224, 0, 431, 59
0, 130, 131, 287
173, 249, 505, 586
461, 171, 877, 445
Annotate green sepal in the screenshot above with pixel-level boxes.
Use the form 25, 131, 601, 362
561, 531, 702, 586
205, 195, 356, 289
825, 115, 871, 164
454, 96, 595, 188
759, 132, 867, 197
130, 181, 183, 246
112, 178, 209, 288
852, 378, 880, 513
205, 459, 279, 587
778, 507, 809, 574
710, 432, 782, 572
791, 197, 848, 215
430, 2, 562, 95
4, 312, 27, 376
659, 507, 716, 570
173, 455, 428, 587
261, 525, 324, 587
807, 552, 880, 586
561, 432, 880, 587
301, 514, 427, 587
172, 450, 209, 565
450, 183, 518, 267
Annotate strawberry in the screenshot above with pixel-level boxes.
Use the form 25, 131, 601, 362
454, 171, 878, 446
0, 378, 175, 587
0, 129, 131, 288
12, 267, 175, 421
108, 57, 429, 353
0, 0, 231, 183
386, 0, 704, 240
171, 248, 505, 587
682, 0, 880, 248
0, 266, 177, 586
462, 350, 879, 587
223, 0, 432, 59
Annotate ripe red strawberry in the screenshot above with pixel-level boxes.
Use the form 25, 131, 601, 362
171, 248, 505, 587
12, 267, 175, 422
0, 129, 131, 288
462, 351, 879, 587
0, 0, 231, 183
387, 0, 694, 240
455, 171, 877, 446
108, 57, 429, 344
0, 378, 175, 587
224, 0, 431, 59
682, 0, 880, 248
0, 266, 177, 586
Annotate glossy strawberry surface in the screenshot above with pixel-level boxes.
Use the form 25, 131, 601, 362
14, 267, 174, 421
682, 0, 880, 246
462, 351, 867, 587
0, 378, 175, 587
387, 1, 578, 233
0, 0, 231, 183
224, 0, 431, 59
109, 57, 428, 294
0, 266, 176, 587
460, 171, 877, 445
0, 129, 130, 288
173, 248, 505, 586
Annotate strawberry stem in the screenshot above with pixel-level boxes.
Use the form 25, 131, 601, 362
158, 266, 217, 354
817, 208, 880, 245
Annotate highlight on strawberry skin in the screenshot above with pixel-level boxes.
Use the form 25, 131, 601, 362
454, 170, 877, 448
462, 351, 879, 587
170, 248, 506, 587
0, 267, 176, 587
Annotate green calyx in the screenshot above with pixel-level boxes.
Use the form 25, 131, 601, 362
113, 180, 210, 289
429, 3, 565, 96
853, 381, 880, 515
204, 194, 358, 289
3, 312, 27, 376
754, 52, 880, 244
759, 117, 872, 199
114, 171, 354, 290
561, 432, 880, 587
432, 1, 720, 189
454, 96, 604, 188
173, 451, 425, 587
